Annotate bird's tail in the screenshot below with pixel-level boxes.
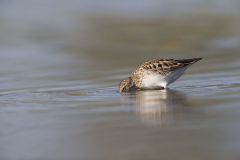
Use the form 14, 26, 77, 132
177, 58, 202, 66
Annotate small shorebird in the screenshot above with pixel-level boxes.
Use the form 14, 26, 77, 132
119, 58, 202, 92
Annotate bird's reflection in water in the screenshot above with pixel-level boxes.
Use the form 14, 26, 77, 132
135, 89, 191, 125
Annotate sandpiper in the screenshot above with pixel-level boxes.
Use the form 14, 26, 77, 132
119, 58, 202, 92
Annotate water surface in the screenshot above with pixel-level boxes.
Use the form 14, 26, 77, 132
1, 1, 240, 160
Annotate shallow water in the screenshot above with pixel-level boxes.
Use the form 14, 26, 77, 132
1, 1, 240, 160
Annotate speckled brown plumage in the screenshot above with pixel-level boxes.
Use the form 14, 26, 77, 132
119, 58, 202, 92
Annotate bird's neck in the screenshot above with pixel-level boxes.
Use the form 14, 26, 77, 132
128, 77, 136, 91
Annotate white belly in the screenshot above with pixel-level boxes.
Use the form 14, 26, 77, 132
141, 73, 167, 89
141, 67, 188, 89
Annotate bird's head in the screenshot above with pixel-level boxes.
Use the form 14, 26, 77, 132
119, 77, 135, 93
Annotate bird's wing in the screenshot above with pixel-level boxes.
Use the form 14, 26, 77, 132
139, 58, 202, 75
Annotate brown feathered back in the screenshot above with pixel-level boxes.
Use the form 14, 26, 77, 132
134, 58, 202, 75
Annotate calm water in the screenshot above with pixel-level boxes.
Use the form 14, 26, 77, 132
1, 1, 240, 160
